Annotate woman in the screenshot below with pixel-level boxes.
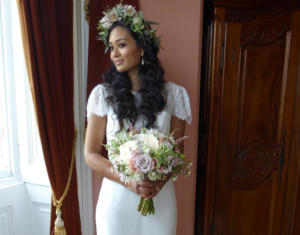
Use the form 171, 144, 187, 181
84, 4, 192, 235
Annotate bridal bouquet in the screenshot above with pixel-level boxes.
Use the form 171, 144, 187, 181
105, 127, 192, 216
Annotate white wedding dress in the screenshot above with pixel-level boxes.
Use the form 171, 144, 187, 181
87, 81, 192, 235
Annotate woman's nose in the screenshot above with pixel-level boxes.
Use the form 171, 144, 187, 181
112, 47, 120, 57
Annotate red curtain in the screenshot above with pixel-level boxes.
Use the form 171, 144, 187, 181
17, 1, 81, 234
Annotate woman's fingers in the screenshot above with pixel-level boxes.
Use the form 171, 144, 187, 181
143, 182, 163, 199
127, 177, 170, 198
145, 186, 160, 199
136, 182, 157, 198
138, 183, 154, 190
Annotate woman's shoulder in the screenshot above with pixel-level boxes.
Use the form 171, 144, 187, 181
162, 81, 192, 124
163, 81, 188, 96
164, 81, 182, 90
88, 83, 111, 100
86, 83, 110, 120
90, 83, 109, 94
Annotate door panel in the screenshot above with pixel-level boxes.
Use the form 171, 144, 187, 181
213, 13, 295, 235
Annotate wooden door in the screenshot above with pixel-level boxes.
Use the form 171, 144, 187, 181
208, 8, 300, 235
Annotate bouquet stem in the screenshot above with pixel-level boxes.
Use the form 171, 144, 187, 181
137, 197, 155, 216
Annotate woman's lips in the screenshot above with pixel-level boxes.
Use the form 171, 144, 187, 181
115, 60, 124, 66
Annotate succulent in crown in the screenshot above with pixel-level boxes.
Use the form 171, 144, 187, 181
97, 3, 161, 53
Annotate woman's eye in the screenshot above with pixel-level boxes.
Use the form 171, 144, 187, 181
109, 46, 114, 51
119, 43, 126, 48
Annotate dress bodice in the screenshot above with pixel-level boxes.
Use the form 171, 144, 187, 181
86, 82, 192, 145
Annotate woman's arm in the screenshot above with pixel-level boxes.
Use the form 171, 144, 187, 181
170, 115, 186, 152
84, 114, 156, 198
84, 114, 122, 183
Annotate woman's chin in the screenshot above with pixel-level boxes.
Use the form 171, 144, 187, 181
116, 69, 125, 73
115, 66, 127, 73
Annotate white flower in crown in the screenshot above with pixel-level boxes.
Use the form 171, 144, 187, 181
119, 140, 139, 163
107, 10, 118, 23
124, 5, 136, 17
100, 15, 111, 28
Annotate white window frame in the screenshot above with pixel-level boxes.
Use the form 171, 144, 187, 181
0, 0, 22, 187
73, 0, 94, 234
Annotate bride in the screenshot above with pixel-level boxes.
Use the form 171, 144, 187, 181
84, 3, 192, 235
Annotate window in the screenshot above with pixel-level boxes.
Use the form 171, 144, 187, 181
0, 0, 49, 186
0, 2, 51, 234
0, 0, 20, 181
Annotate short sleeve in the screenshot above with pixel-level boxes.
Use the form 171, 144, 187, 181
86, 84, 108, 121
166, 82, 192, 124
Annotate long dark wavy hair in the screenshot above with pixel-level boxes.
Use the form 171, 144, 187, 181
102, 21, 166, 131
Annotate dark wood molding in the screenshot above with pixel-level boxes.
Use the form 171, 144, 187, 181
225, 4, 292, 22
231, 140, 283, 188
240, 23, 289, 47
214, 0, 274, 8
211, 0, 300, 9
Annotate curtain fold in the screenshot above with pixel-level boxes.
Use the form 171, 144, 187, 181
16, 1, 81, 234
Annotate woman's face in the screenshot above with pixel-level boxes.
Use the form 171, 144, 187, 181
108, 26, 144, 74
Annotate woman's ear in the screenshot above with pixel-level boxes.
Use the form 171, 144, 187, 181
141, 49, 144, 57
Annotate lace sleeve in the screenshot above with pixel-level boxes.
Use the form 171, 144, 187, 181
168, 82, 192, 124
86, 84, 108, 121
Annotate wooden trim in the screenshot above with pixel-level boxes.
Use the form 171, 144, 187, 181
214, 0, 273, 8
212, 0, 300, 9
225, 4, 293, 22
280, 11, 300, 235
202, 7, 226, 235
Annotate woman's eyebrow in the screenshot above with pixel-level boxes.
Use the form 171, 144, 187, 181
109, 37, 128, 45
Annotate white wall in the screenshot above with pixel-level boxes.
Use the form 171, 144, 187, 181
0, 183, 51, 235
0, 184, 31, 235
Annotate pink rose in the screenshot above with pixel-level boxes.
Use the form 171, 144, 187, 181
135, 154, 154, 173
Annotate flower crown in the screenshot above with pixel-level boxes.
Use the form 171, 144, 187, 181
97, 4, 161, 53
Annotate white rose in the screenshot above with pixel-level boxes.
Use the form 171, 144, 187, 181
135, 154, 154, 173
119, 140, 138, 163
133, 134, 159, 151
143, 134, 159, 151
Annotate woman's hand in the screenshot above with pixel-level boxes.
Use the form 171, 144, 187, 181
125, 175, 171, 199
